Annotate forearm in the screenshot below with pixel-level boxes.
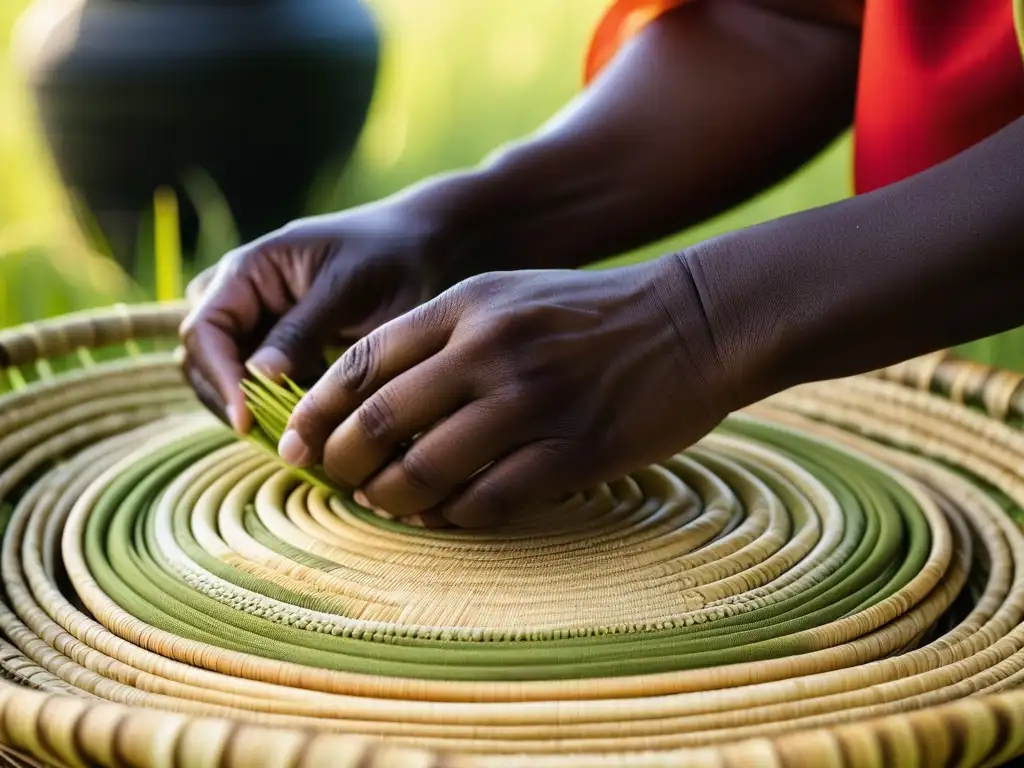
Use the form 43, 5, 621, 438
400, 0, 859, 278
683, 115, 1024, 405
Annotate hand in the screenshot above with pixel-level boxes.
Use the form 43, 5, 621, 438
278, 255, 739, 528
179, 196, 464, 432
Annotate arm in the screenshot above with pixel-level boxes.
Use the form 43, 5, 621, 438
181, 0, 860, 429
279, 116, 1024, 528
683, 114, 1024, 405
415, 0, 861, 278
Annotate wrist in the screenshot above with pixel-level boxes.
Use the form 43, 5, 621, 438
389, 164, 544, 288
395, 136, 628, 282
645, 253, 746, 416
663, 241, 788, 411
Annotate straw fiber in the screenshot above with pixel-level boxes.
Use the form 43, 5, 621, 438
1, 303, 1024, 767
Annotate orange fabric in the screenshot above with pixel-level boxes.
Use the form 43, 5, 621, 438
584, 0, 687, 82
584, 0, 1024, 194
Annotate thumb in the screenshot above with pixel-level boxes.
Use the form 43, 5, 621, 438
247, 277, 339, 382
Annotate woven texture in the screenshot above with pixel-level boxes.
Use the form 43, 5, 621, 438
1, 303, 1024, 767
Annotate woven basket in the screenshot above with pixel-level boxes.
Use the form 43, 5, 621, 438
1, 302, 1024, 768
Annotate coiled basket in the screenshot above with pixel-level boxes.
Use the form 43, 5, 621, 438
1, 303, 1024, 768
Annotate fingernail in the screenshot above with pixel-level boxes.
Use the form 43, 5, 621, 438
279, 429, 311, 466
418, 509, 451, 529
353, 490, 371, 507
248, 347, 291, 379
226, 404, 241, 431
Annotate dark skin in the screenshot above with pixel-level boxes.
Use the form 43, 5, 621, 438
181, 0, 1024, 527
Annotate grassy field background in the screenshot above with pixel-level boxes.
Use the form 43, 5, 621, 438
0, 0, 1019, 368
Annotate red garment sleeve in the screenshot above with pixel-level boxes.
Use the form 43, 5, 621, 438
583, 0, 1024, 196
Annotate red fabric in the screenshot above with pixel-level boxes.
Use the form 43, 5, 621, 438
854, 0, 1024, 192
584, 0, 1024, 194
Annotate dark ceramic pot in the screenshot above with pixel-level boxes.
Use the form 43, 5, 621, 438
13, 0, 379, 274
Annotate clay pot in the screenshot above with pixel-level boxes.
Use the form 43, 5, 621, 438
13, 0, 380, 274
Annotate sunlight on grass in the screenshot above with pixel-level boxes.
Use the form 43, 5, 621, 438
0, 0, 1021, 371
0, 226, 139, 327
154, 187, 183, 302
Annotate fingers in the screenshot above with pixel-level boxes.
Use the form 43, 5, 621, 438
185, 265, 217, 305
441, 439, 584, 528
180, 231, 324, 431
181, 317, 251, 432
280, 301, 455, 467
248, 277, 339, 383
180, 252, 264, 432
183, 362, 232, 428
356, 400, 521, 518
320, 355, 470, 488
353, 491, 452, 529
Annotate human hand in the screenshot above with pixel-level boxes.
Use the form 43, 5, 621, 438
277, 255, 741, 528
179, 197, 464, 432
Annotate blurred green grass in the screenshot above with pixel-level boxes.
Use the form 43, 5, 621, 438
0, 0, 1020, 370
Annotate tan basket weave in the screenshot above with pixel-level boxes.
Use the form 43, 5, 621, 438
0, 303, 1023, 768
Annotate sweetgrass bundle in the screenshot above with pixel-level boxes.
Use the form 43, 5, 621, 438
240, 367, 335, 491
